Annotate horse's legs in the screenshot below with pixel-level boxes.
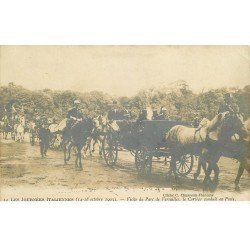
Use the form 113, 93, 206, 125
75, 149, 78, 167
91, 138, 96, 153
40, 141, 44, 158
166, 156, 173, 178
235, 162, 245, 191
63, 141, 69, 164
97, 138, 102, 156
63, 148, 67, 165
172, 154, 181, 185
194, 157, 202, 180
203, 161, 213, 189
166, 153, 179, 185
213, 163, 220, 184
66, 142, 73, 161
194, 156, 208, 180
88, 138, 93, 156
78, 146, 83, 170
44, 138, 50, 156
75, 146, 81, 170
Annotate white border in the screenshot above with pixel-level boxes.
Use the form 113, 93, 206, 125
0, 202, 249, 250
0, 0, 249, 44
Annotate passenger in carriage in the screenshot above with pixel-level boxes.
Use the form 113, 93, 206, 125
135, 108, 148, 125
107, 100, 121, 121
157, 107, 169, 120
121, 103, 131, 120
152, 109, 158, 120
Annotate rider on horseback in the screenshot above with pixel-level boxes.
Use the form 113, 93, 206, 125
62, 100, 83, 143
66, 100, 83, 124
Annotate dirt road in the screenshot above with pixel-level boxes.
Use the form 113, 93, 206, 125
0, 137, 249, 201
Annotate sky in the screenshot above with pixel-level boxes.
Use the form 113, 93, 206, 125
0, 46, 249, 97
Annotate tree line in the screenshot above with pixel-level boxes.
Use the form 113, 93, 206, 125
0, 81, 249, 123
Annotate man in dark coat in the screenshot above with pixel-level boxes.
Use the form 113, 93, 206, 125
67, 100, 83, 121
62, 100, 83, 143
107, 101, 121, 121
157, 107, 169, 120
121, 103, 131, 120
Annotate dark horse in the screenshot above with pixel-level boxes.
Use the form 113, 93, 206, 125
194, 118, 249, 191
165, 112, 248, 190
62, 118, 94, 170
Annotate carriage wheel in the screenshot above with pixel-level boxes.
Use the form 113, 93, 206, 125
135, 147, 152, 177
176, 154, 194, 176
102, 133, 118, 167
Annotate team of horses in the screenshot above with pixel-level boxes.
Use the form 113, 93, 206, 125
166, 112, 249, 191
1, 111, 249, 191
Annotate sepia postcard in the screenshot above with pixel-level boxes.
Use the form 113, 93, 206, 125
0, 46, 249, 201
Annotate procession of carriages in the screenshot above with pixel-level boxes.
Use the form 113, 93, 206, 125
1, 100, 249, 192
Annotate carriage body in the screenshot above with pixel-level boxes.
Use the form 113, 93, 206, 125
102, 119, 194, 176
137, 120, 182, 149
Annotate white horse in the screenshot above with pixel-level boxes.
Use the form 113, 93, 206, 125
15, 116, 25, 142
83, 115, 107, 157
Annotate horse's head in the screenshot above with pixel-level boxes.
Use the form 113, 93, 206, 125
199, 118, 210, 128
208, 112, 248, 142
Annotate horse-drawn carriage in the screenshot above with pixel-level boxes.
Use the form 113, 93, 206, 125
102, 119, 194, 177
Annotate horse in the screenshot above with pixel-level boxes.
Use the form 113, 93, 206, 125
15, 124, 25, 142
13, 116, 25, 142
86, 115, 107, 156
62, 118, 94, 170
165, 112, 248, 190
194, 117, 250, 190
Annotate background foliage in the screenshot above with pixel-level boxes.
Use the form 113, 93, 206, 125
0, 81, 249, 123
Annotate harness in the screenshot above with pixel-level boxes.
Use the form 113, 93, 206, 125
193, 126, 208, 143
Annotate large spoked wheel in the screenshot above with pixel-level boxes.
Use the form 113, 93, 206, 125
135, 147, 152, 177
176, 154, 194, 176
102, 132, 118, 167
